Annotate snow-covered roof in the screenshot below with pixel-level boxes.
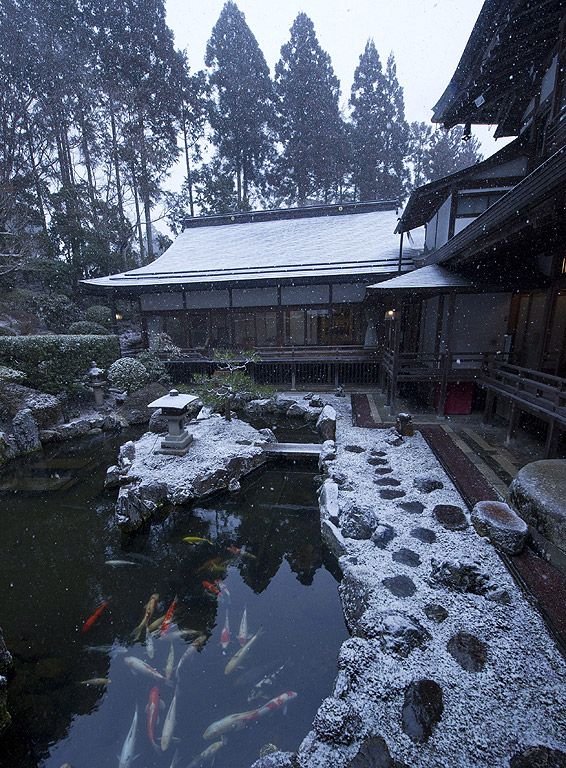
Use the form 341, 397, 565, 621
82, 205, 414, 293
368, 264, 473, 291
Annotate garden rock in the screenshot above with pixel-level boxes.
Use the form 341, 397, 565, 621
250, 752, 295, 768
341, 506, 377, 540
0, 383, 61, 428
360, 610, 430, 656
430, 558, 491, 594
414, 477, 444, 493
318, 439, 336, 470
509, 746, 566, 767
0, 431, 19, 462
57, 419, 91, 440
371, 524, 396, 549
424, 603, 448, 623
401, 679, 443, 743
287, 402, 309, 419
312, 697, 362, 745
316, 405, 337, 441
346, 735, 395, 768
12, 408, 41, 454
471, 500, 528, 555
119, 382, 169, 425
340, 570, 372, 632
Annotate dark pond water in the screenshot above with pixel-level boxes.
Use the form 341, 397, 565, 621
0, 428, 348, 768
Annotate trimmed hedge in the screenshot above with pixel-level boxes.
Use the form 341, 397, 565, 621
0, 335, 120, 394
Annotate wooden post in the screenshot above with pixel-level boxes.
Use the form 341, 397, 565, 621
506, 402, 520, 445
389, 304, 402, 414
483, 390, 495, 424
544, 419, 562, 458
437, 292, 456, 417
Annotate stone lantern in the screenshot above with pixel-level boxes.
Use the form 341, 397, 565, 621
147, 389, 199, 455
89, 361, 105, 407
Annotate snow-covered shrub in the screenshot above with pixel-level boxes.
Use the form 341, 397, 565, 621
137, 350, 170, 386
0, 365, 26, 385
0, 335, 120, 394
68, 321, 110, 336
107, 357, 149, 393
85, 304, 113, 328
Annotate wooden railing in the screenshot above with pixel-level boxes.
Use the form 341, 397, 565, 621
481, 360, 566, 426
382, 350, 485, 380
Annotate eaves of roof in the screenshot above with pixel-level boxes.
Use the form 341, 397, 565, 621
415, 143, 566, 269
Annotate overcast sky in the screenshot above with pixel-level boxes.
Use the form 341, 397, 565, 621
165, 0, 506, 155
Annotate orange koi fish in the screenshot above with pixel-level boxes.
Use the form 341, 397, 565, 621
197, 557, 224, 573
202, 581, 221, 596
160, 597, 177, 636
82, 600, 109, 633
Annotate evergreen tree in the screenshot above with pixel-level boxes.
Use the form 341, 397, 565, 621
408, 122, 483, 188
205, 1, 276, 210
350, 43, 409, 201
275, 13, 346, 205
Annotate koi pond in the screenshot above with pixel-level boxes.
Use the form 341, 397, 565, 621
0, 428, 348, 768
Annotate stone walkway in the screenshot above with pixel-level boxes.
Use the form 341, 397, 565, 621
253, 393, 566, 768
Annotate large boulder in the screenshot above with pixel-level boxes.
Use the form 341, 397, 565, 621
117, 382, 169, 425
472, 500, 528, 555
12, 408, 41, 454
0, 383, 61, 428
507, 460, 566, 555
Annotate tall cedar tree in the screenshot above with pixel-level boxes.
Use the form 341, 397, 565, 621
408, 122, 483, 188
350, 42, 409, 201
275, 13, 346, 205
205, 1, 276, 210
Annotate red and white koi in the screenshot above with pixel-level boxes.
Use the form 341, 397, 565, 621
146, 686, 162, 746
124, 656, 173, 686
82, 599, 109, 633
202, 581, 221, 597
160, 596, 177, 636
221, 611, 230, 651
227, 545, 257, 560
238, 605, 248, 647
254, 691, 297, 719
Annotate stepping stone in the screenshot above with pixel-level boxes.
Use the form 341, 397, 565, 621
447, 632, 487, 672
371, 450, 387, 457
368, 457, 388, 466
380, 489, 406, 500
424, 603, 448, 623
393, 548, 421, 567
401, 679, 443, 743
411, 527, 436, 543
374, 477, 401, 486
471, 500, 528, 555
382, 575, 416, 597
344, 445, 365, 453
399, 501, 425, 515
433, 504, 468, 530
374, 467, 393, 475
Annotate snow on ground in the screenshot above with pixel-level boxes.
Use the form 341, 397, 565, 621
260, 393, 566, 768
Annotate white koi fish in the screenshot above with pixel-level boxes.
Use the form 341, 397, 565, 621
105, 560, 138, 567
202, 709, 257, 741
124, 656, 173, 686
187, 740, 224, 767
146, 629, 155, 659
160, 685, 180, 752
225, 627, 263, 675
165, 642, 175, 679
238, 606, 248, 647
221, 611, 230, 652
118, 705, 138, 768
176, 634, 206, 680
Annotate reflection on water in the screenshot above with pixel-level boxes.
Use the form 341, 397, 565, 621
0, 429, 347, 768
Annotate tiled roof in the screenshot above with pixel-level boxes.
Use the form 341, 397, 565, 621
82, 207, 414, 291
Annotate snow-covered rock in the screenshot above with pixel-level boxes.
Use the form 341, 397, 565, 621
12, 408, 41, 454
471, 500, 528, 554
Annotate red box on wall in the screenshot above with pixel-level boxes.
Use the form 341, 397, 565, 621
434, 382, 474, 415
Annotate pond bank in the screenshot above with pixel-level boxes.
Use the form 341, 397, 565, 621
251, 395, 566, 768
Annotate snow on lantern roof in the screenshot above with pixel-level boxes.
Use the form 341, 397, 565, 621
81, 202, 415, 293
